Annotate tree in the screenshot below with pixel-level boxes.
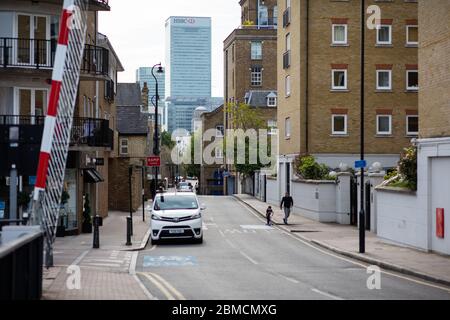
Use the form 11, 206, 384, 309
161, 131, 175, 149
183, 134, 201, 178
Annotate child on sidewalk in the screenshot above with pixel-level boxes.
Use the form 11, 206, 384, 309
266, 206, 274, 226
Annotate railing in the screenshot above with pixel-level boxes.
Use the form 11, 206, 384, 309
283, 50, 291, 69
0, 229, 44, 300
240, 18, 278, 30
105, 79, 115, 102
0, 38, 56, 69
81, 44, 109, 77
92, 0, 109, 5
0, 115, 113, 149
283, 8, 291, 28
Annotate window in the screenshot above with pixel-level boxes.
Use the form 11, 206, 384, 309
273, 6, 278, 26
285, 33, 291, 51
406, 115, 418, 135
216, 125, 224, 137
285, 117, 291, 138
285, 75, 291, 96
407, 70, 418, 90
267, 96, 277, 107
120, 138, 129, 155
377, 70, 392, 90
332, 24, 348, 44
377, 115, 392, 135
332, 115, 348, 135
332, 69, 347, 90
286, 0, 291, 8
251, 41, 262, 60
377, 25, 392, 45
251, 66, 262, 86
268, 120, 277, 135
406, 25, 418, 45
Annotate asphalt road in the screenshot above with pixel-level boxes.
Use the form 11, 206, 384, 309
136, 196, 450, 300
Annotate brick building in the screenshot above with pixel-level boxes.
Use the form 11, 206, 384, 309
223, 0, 278, 194
109, 83, 151, 212
276, 0, 418, 197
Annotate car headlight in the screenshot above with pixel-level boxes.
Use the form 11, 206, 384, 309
151, 214, 162, 220
190, 213, 202, 220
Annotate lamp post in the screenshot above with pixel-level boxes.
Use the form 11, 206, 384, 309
151, 63, 163, 198
359, 0, 366, 254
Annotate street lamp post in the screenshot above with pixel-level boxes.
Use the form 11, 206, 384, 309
151, 63, 163, 197
359, 0, 366, 254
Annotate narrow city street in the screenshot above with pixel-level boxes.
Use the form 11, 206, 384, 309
136, 196, 450, 300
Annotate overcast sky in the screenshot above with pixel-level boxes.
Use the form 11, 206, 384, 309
98, 0, 241, 97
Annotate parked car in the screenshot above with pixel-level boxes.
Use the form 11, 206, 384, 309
177, 181, 193, 192
150, 192, 205, 244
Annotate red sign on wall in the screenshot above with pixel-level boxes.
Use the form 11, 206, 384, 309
436, 208, 445, 239
146, 156, 161, 167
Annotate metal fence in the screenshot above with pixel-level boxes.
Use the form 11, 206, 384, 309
0, 38, 55, 69
0, 230, 44, 300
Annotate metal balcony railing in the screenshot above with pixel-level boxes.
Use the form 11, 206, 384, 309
81, 44, 109, 77
283, 50, 291, 69
0, 115, 113, 149
105, 79, 115, 102
0, 38, 56, 69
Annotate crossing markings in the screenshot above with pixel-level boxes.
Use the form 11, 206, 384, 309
143, 256, 198, 268
311, 288, 344, 300
139, 272, 186, 300
241, 225, 274, 230
239, 251, 258, 265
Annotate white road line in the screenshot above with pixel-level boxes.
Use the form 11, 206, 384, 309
150, 272, 186, 300
226, 239, 237, 249
239, 251, 258, 265
133, 274, 157, 300
129, 252, 138, 275
148, 245, 157, 252
311, 288, 344, 300
83, 259, 125, 264
83, 263, 123, 268
234, 198, 450, 293
71, 250, 90, 266
280, 275, 300, 284
218, 229, 226, 238
140, 273, 176, 300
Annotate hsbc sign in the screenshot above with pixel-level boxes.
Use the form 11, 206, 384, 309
174, 18, 196, 24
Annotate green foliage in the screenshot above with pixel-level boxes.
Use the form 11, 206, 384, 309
161, 131, 175, 149
243, 20, 255, 26
398, 146, 417, 191
384, 168, 399, 181
83, 194, 92, 225
296, 155, 330, 180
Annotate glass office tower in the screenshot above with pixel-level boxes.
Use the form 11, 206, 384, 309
165, 16, 212, 133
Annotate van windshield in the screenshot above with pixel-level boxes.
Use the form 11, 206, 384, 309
154, 195, 198, 211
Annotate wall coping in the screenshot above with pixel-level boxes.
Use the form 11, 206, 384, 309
375, 186, 417, 195
267, 176, 277, 181
292, 178, 336, 185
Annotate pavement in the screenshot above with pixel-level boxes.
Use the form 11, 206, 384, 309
135, 196, 450, 300
42, 204, 153, 300
234, 194, 450, 288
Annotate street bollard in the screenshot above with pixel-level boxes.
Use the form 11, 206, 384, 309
93, 215, 100, 249
126, 216, 132, 246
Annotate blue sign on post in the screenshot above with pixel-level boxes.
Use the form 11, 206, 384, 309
355, 160, 367, 169
29, 176, 36, 186
0, 201, 5, 219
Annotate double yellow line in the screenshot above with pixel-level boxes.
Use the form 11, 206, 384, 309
138, 272, 186, 300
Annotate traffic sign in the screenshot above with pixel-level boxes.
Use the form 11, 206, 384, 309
355, 160, 367, 169
146, 156, 161, 167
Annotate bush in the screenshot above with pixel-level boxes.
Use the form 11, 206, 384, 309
296, 155, 330, 180
398, 146, 417, 190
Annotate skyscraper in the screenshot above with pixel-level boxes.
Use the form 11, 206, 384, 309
165, 16, 212, 133
136, 67, 167, 131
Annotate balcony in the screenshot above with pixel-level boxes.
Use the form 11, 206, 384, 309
105, 79, 115, 102
283, 8, 291, 28
0, 115, 113, 149
88, 0, 111, 11
240, 18, 278, 30
0, 38, 110, 81
283, 50, 291, 69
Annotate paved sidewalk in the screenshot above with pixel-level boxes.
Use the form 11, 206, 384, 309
42, 204, 153, 300
235, 194, 450, 287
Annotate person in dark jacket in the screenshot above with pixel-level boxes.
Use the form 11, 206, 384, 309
266, 206, 274, 226
280, 192, 294, 225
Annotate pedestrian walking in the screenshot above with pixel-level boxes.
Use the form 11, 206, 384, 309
266, 206, 274, 226
280, 192, 294, 225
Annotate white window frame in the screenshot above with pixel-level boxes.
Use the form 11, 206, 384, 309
332, 114, 348, 135
251, 41, 262, 60
268, 120, 277, 135
406, 70, 419, 91
285, 117, 291, 139
216, 125, 224, 137
120, 138, 129, 155
376, 25, 392, 45
267, 96, 277, 107
376, 115, 392, 135
286, 0, 291, 9
251, 67, 262, 86
332, 69, 348, 90
406, 25, 418, 45
376, 70, 392, 90
13, 87, 49, 122
285, 75, 291, 97
285, 33, 291, 51
406, 115, 419, 136
332, 24, 348, 45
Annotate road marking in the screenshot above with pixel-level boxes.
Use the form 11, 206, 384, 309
150, 272, 186, 300
133, 274, 157, 300
234, 198, 450, 293
140, 273, 176, 300
129, 252, 138, 275
71, 250, 90, 266
280, 275, 300, 284
311, 288, 344, 300
83, 262, 123, 268
241, 225, 274, 230
239, 251, 258, 265
143, 256, 198, 267
218, 229, 226, 238
225, 239, 237, 249
84, 259, 125, 264
148, 245, 157, 252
